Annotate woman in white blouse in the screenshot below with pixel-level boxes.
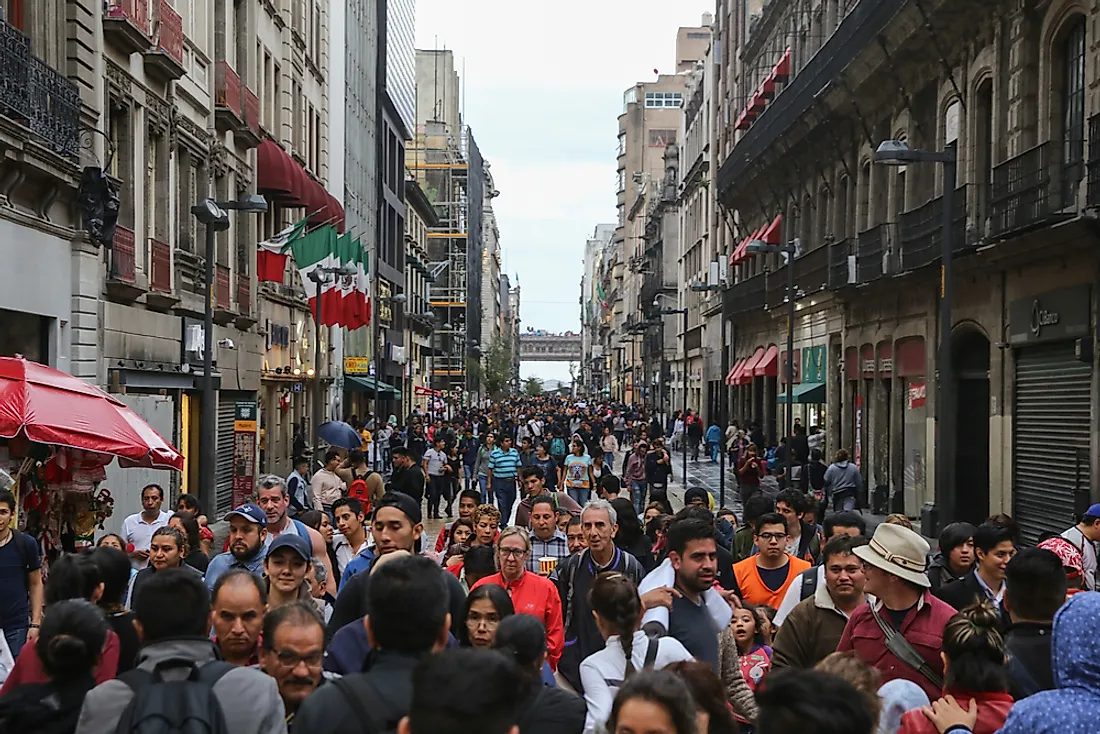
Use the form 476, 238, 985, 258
579, 571, 694, 732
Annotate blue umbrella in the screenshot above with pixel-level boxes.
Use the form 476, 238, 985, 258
317, 421, 362, 450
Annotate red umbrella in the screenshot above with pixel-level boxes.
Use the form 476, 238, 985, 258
0, 357, 184, 470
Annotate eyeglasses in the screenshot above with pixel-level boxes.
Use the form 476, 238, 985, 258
273, 649, 323, 668
499, 547, 528, 558
757, 532, 788, 542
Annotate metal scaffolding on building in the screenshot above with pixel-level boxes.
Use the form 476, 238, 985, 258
408, 120, 471, 393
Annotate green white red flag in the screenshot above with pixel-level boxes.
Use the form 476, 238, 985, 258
256, 217, 309, 282
289, 225, 370, 329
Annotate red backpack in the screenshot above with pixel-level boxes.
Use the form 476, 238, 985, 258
348, 472, 375, 514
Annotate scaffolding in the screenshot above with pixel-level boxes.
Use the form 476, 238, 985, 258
408, 120, 470, 392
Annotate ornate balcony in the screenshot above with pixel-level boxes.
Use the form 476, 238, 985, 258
235, 87, 263, 149
146, 237, 179, 310
991, 141, 1080, 238
144, 0, 185, 81
234, 272, 256, 329
106, 226, 147, 302
0, 21, 80, 161
214, 61, 242, 131
898, 186, 968, 271
214, 264, 233, 324
828, 238, 854, 289
725, 272, 766, 315
795, 244, 829, 299
103, 0, 151, 55
855, 223, 896, 284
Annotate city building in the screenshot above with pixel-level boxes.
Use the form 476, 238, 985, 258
405, 175, 438, 415
501, 274, 521, 395
580, 224, 615, 395
609, 18, 711, 408
714, 0, 1099, 540
480, 159, 504, 387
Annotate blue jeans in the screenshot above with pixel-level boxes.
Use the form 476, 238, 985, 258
493, 477, 517, 525
567, 485, 591, 507
604, 452, 615, 472
478, 475, 489, 503
707, 441, 719, 463
4, 625, 27, 660
464, 464, 476, 491
630, 481, 648, 514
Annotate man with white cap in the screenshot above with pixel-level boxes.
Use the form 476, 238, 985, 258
837, 522, 957, 700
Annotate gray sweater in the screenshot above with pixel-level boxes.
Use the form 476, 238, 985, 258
823, 460, 863, 496
75, 639, 286, 734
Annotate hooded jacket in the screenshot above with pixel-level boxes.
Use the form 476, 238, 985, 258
926, 550, 967, 592
823, 460, 862, 497
997, 591, 1100, 734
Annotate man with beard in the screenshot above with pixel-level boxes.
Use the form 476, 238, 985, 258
260, 601, 326, 724
650, 517, 722, 669
771, 535, 869, 669
255, 475, 335, 594
204, 504, 269, 589
211, 569, 267, 666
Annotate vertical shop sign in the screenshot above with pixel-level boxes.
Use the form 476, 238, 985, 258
232, 401, 258, 507
854, 395, 863, 469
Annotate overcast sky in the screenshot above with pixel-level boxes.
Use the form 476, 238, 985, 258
414, 0, 714, 382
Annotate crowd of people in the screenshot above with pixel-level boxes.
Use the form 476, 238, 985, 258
0, 395, 1098, 734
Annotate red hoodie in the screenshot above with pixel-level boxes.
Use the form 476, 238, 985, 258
473, 571, 564, 670
0, 629, 120, 693
898, 691, 1013, 734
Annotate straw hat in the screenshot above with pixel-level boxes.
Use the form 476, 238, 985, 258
854, 523, 931, 588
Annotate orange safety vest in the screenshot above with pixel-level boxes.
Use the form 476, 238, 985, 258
732, 554, 811, 608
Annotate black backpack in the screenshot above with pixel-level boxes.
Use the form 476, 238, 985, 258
331, 675, 403, 734
113, 657, 234, 734
798, 567, 819, 601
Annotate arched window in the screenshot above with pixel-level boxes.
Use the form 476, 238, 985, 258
1058, 17, 1086, 206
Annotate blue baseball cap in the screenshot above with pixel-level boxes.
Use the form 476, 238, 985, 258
267, 533, 312, 562
1084, 504, 1100, 520
225, 503, 267, 527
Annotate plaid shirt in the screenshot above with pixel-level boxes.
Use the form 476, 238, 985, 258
526, 529, 570, 573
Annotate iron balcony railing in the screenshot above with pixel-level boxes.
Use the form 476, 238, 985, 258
990, 141, 1081, 237
856, 223, 896, 284
725, 272, 766, 315
149, 238, 171, 292
0, 20, 80, 160
111, 226, 137, 282
898, 186, 968, 272
215, 264, 231, 309
765, 244, 830, 309
215, 60, 242, 118
827, 238, 854, 289
236, 272, 251, 316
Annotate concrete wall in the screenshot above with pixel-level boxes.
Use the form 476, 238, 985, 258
0, 220, 73, 370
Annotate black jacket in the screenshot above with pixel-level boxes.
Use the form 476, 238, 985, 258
926, 551, 969, 593
0, 675, 96, 734
515, 683, 586, 734
1004, 621, 1055, 699
389, 465, 425, 504
291, 651, 421, 734
328, 557, 466, 637
936, 571, 1012, 629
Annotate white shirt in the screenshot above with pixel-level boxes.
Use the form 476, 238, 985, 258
333, 533, 370, 574
579, 630, 694, 732
122, 510, 172, 568
1062, 526, 1098, 591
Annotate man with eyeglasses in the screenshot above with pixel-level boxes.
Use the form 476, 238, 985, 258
471, 526, 564, 671
259, 600, 328, 724
730, 512, 812, 608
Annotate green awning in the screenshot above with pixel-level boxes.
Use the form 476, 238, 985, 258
345, 375, 401, 399
776, 382, 826, 404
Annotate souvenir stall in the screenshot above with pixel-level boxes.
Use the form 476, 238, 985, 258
0, 357, 184, 569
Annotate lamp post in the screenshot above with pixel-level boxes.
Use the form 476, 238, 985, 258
875, 139, 958, 529
745, 238, 797, 486
655, 295, 689, 497
191, 194, 267, 514
691, 277, 727, 507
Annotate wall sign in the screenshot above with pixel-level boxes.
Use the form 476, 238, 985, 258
802, 346, 826, 383
907, 381, 926, 409
1008, 285, 1091, 345
232, 402, 258, 508
344, 357, 371, 374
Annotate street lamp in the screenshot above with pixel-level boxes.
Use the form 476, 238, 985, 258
875, 139, 958, 530
192, 194, 267, 514
691, 278, 728, 508
308, 262, 357, 467
655, 294, 689, 497
745, 238, 797, 486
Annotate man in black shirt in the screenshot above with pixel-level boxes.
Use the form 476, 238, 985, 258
389, 448, 425, 506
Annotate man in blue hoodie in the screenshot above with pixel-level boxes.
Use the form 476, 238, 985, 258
823, 449, 863, 512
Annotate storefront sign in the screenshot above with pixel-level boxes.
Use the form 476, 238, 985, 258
1008, 285, 1091, 345
802, 346, 826, 383
854, 395, 863, 469
907, 381, 926, 409
344, 357, 371, 374
232, 402, 257, 508
379, 280, 393, 325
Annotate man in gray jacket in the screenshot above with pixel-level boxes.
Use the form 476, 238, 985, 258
76, 568, 286, 734
823, 449, 863, 512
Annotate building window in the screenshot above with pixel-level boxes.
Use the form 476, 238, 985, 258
616, 169, 625, 194
1059, 17, 1086, 205
645, 92, 682, 108
648, 129, 676, 147
617, 132, 625, 157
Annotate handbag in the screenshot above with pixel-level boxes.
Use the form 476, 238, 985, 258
869, 604, 944, 690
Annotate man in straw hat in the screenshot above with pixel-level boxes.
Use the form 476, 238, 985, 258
837, 522, 957, 700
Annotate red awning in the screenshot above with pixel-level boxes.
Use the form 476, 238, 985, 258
774, 48, 792, 82
762, 214, 783, 245
326, 193, 345, 233
257, 139, 304, 204
760, 72, 777, 99
725, 358, 746, 385
749, 90, 767, 113
736, 348, 765, 385
755, 345, 779, 377
732, 225, 766, 264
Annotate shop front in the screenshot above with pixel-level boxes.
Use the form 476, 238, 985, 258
1008, 285, 1093, 544
895, 338, 927, 517
258, 306, 315, 478
777, 346, 828, 439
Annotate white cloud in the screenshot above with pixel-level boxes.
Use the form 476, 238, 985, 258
414, 0, 715, 339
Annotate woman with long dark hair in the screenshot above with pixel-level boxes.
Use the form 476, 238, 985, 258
459, 584, 514, 649
493, 615, 584, 734
610, 498, 651, 569
300, 509, 339, 577
665, 660, 738, 734
606, 669, 697, 734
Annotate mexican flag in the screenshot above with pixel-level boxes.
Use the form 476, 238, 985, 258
256, 217, 309, 282
290, 225, 371, 330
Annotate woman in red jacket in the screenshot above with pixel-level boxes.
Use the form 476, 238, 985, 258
901, 601, 1013, 734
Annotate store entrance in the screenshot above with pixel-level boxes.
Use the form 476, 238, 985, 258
954, 329, 991, 525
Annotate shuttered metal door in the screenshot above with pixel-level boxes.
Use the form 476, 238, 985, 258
1013, 343, 1092, 545
215, 393, 243, 517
